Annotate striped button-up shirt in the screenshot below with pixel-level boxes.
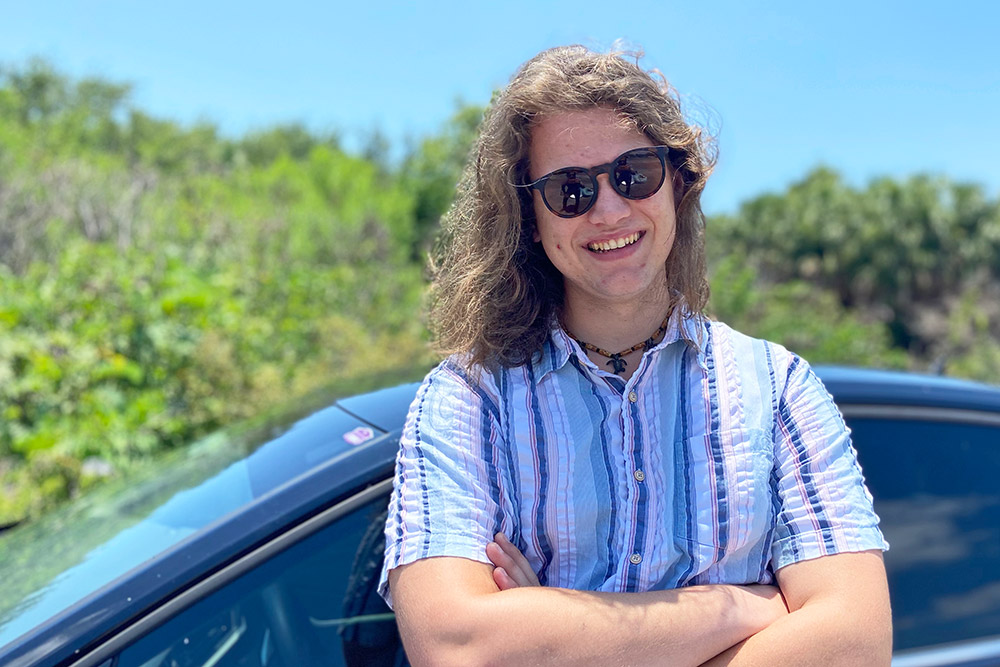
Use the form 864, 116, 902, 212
379, 314, 888, 605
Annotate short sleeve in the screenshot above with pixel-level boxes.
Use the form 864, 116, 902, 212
377, 360, 513, 607
769, 354, 889, 571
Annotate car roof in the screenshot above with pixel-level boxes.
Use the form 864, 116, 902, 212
815, 365, 1000, 413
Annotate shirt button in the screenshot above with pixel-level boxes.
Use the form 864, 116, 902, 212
633, 469, 645, 482
628, 390, 638, 403
629, 553, 642, 565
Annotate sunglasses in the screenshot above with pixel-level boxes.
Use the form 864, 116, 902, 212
523, 145, 670, 218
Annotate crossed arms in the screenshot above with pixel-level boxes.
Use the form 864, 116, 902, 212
389, 536, 891, 667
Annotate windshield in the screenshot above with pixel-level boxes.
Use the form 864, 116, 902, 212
0, 403, 378, 649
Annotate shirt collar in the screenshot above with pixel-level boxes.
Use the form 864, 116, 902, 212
531, 328, 574, 383
532, 307, 708, 384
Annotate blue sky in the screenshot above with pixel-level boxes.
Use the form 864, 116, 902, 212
1, 1, 996, 214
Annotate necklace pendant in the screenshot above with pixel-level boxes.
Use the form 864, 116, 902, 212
607, 354, 628, 374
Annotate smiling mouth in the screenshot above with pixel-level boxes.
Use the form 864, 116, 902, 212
587, 231, 643, 253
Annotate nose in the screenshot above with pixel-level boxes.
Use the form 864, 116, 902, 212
587, 174, 631, 225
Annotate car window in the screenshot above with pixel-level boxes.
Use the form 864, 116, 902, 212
114, 490, 405, 667
847, 415, 1000, 652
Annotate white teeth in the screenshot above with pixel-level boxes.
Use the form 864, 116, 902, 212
589, 232, 640, 252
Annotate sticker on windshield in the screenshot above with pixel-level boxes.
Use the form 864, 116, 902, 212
343, 426, 375, 446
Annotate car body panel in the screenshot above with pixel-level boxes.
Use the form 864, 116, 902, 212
336, 381, 421, 432
817, 366, 1000, 413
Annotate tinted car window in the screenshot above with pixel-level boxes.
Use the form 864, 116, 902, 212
116, 491, 404, 667
847, 416, 1000, 651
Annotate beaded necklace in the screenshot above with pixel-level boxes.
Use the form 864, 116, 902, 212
565, 314, 671, 374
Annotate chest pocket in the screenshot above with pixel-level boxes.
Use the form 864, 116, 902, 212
672, 427, 775, 571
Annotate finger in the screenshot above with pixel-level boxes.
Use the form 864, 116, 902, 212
492, 566, 518, 591
494, 532, 540, 586
496, 533, 540, 586
486, 540, 533, 587
485, 540, 506, 567
494, 533, 536, 585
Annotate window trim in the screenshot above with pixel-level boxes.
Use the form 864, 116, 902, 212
839, 404, 1000, 428
891, 633, 1000, 667
70, 478, 394, 667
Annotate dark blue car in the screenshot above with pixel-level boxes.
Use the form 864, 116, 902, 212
1, 367, 999, 666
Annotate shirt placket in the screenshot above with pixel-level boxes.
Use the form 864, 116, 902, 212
620, 373, 650, 591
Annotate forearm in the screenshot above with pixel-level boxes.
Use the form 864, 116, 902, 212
397, 580, 785, 667
701, 597, 892, 667
480, 584, 778, 666
702, 552, 893, 667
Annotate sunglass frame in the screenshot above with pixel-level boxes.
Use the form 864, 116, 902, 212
523, 145, 671, 218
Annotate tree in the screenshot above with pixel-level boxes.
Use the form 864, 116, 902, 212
708, 168, 1000, 374
401, 104, 482, 256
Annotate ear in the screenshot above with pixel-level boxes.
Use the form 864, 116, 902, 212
532, 226, 541, 243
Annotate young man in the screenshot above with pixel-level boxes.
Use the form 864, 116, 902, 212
379, 46, 891, 666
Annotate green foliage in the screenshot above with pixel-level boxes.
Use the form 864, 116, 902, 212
238, 122, 339, 166
0, 59, 444, 524
708, 167, 1000, 379
401, 104, 483, 255
2, 58, 999, 526
0, 238, 425, 448
709, 257, 908, 368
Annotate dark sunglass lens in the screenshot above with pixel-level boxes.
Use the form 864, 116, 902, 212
614, 150, 664, 199
543, 169, 595, 217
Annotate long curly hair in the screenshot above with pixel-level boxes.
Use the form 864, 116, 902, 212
429, 45, 716, 369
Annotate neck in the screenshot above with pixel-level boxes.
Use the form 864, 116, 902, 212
561, 286, 673, 354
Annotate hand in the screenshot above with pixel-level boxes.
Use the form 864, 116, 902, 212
486, 532, 540, 590
741, 584, 789, 623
